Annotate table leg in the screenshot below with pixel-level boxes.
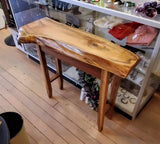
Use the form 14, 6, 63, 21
106, 75, 121, 119
98, 70, 110, 131
55, 58, 63, 90
37, 45, 52, 98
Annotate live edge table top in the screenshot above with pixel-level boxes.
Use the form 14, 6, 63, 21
18, 17, 140, 78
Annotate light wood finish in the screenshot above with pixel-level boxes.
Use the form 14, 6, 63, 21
18, 17, 140, 131
0, 28, 160, 143
37, 44, 63, 95
39, 42, 101, 78
98, 70, 110, 131
18, 17, 140, 78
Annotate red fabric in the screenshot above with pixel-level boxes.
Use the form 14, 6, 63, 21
109, 22, 142, 40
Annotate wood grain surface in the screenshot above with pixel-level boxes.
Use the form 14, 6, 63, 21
18, 17, 140, 78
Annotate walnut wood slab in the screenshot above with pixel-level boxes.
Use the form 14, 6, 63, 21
18, 17, 140, 131
18, 17, 140, 78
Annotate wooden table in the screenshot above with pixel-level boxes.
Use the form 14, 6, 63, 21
18, 17, 140, 131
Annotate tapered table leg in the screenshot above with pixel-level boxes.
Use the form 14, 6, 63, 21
55, 58, 63, 90
106, 76, 121, 119
37, 45, 52, 98
98, 70, 110, 131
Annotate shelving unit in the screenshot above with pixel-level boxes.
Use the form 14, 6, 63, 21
60, 0, 160, 28
59, 0, 160, 119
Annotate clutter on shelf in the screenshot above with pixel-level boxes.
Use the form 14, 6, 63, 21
135, 1, 160, 18
51, 0, 76, 11
94, 15, 124, 28
94, 16, 157, 47
109, 21, 142, 40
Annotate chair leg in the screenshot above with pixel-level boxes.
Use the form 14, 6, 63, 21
106, 75, 121, 119
98, 70, 110, 131
55, 58, 63, 90
37, 45, 52, 98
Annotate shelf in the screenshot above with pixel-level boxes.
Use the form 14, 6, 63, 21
139, 86, 154, 112
113, 87, 137, 116
126, 72, 144, 87
95, 26, 155, 56
136, 65, 147, 75
114, 86, 154, 116
60, 0, 160, 29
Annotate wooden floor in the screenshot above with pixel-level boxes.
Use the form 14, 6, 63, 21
0, 28, 160, 144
